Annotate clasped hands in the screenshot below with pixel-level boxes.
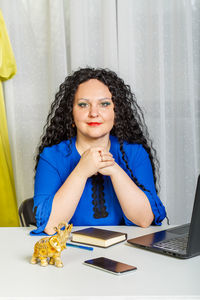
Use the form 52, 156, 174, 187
77, 147, 116, 178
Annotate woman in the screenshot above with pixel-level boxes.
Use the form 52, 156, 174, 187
32, 67, 166, 235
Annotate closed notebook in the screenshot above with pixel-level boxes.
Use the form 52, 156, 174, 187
71, 227, 127, 248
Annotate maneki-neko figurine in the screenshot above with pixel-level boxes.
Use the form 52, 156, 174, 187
31, 222, 73, 267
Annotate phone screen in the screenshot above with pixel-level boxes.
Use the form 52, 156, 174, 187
84, 257, 137, 275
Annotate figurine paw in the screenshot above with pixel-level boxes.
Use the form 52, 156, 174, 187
40, 259, 48, 267
30, 257, 37, 264
55, 262, 63, 268
54, 257, 63, 267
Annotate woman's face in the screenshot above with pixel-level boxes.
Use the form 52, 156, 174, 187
73, 79, 115, 140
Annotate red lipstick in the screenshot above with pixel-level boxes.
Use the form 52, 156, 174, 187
87, 122, 102, 126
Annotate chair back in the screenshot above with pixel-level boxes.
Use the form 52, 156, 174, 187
18, 198, 36, 227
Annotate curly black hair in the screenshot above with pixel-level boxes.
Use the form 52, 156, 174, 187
35, 67, 160, 218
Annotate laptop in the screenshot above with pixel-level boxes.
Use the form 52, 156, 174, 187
127, 174, 200, 259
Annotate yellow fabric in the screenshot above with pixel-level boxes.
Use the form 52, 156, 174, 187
0, 10, 19, 226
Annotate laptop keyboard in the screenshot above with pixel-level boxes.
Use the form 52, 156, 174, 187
154, 234, 188, 252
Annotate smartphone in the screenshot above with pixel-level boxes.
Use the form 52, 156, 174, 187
84, 257, 137, 275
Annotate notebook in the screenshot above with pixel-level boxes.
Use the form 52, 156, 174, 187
127, 174, 200, 259
71, 227, 127, 248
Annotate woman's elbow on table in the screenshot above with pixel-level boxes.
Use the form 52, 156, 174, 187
137, 214, 154, 228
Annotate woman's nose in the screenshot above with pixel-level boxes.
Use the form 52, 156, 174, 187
88, 105, 99, 117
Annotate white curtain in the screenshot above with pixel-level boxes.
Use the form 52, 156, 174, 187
0, 0, 68, 206
1, 0, 199, 224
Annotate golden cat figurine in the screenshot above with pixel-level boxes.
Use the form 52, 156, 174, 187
31, 222, 73, 267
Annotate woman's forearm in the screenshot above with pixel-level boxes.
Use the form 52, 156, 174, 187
110, 164, 154, 227
44, 165, 87, 235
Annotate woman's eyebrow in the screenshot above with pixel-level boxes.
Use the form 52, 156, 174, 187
77, 98, 90, 101
98, 97, 112, 101
77, 97, 112, 101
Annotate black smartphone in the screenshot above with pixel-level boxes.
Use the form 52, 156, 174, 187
84, 257, 137, 275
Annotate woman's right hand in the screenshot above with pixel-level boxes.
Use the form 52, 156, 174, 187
76, 147, 115, 178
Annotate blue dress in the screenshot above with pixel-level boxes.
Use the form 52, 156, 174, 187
31, 135, 166, 235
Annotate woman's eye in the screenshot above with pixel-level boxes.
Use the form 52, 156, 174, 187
101, 102, 111, 107
78, 103, 88, 108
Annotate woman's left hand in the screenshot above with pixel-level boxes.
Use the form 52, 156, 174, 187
98, 150, 118, 176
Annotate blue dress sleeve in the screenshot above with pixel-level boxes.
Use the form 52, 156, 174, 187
122, 144, 166, 226
30, 152, 63, 235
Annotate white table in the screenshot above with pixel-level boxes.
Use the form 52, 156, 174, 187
1, 225, 200, 299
